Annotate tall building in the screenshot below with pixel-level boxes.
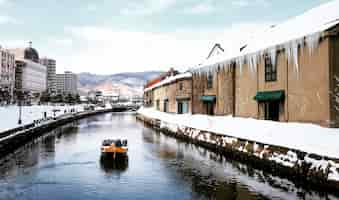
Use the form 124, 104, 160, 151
40, 58, 56, 94
10, 43, 47, 96
0, 47, 16, 103
56, 71, 78, 95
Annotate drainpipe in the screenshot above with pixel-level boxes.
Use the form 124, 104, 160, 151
286, 56, 289, 122
191, 74, 194, 114
232, 63, 236, 117
257, 60, 259, 119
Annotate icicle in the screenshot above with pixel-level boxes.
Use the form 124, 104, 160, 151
284, 42, 292, 66
284, 41, 300, 78
305, 32, 321, 56
247, 55, 253, 75
249, 55, 254, 75
248, 53, 258, 78
236, 57, 244, 75
292, 41, 301, 77
269, 47, 277, 72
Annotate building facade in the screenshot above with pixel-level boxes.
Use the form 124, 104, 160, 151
143, 1, 339, 128
143, 68, 180, 107
14, 60, 47, 93
0, 47, 16, 104
145, 72, 192, 114
40, 58, 56, 94
192, 67, 234, 116
191, 25, 339, 128
10, 44, 47, 98
56, 71, 78, 95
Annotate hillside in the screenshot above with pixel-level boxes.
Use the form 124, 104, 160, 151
77, 71, 163, 97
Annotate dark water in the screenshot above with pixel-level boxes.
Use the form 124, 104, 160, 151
0, 113, 337, 200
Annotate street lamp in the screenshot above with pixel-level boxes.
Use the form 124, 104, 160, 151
18, 100, 22, 124
17, 90, 23, 125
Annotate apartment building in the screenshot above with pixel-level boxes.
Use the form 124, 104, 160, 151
56, 71, 78, 95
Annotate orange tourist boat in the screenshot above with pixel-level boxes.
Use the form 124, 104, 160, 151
101, 139, 128, 159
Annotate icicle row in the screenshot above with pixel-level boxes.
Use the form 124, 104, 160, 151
306, 32, 321, 56
192, 31, 322, 80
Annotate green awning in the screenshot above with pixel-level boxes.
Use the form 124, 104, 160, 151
176, 96, 190, 100
200, 95, 216, 102
254, 90, 285, 102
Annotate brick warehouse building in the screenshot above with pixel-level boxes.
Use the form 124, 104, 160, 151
144, 72, 192, 114
191, 1, 339, 127
144, 1, 339, 127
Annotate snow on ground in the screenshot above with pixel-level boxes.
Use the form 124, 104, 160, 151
0, 104, 88, 133
137, 107, 339, 159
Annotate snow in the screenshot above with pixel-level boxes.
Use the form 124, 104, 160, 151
194, 0, 339, 75
268, 151, 298, 168
137, 107, 339, 159
144, 72, 192, 92
0, 104, 86, 133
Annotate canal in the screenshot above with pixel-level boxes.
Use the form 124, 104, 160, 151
0, 112, 337, 200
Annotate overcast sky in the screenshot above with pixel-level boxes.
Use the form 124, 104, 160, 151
0, 0, 331, 74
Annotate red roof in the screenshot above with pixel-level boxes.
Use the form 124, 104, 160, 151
144, 68, 179, 90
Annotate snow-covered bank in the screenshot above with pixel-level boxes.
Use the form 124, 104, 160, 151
137, 107, 339, 158
0, 105, 97, 133
137, 107, 339, 182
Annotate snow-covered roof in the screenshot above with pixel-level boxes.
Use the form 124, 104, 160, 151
196, 0, 339, 73
206, 43, 224, 59
144, 72, 192, 92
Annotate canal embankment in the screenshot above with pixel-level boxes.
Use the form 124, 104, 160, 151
136, 107, 339, 194
0, 106, 129, 157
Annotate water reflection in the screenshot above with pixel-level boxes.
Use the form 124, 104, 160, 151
99, 156, 129, 174
141, 128, 339, 200
0, 123, 78, 179
0, 113, 337, 200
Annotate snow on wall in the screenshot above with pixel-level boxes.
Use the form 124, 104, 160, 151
335, 76, 339, 104
335, 75, 339, 122
193, 0, 339, 76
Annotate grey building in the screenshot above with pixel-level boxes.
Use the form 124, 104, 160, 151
40, 58, 56, 94
0, 47, 16, 104
10, 43, 47, 95
56, 71, 78, 95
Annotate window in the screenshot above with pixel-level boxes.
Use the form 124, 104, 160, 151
207, 73, 213, 89
265, 55, 277, 82
179, 82, 183, 90
177, 100, 189, 114
163, 99, 169, 112
156, 99, 160, 110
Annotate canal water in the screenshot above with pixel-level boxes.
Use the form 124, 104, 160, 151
0, 113, 337, 200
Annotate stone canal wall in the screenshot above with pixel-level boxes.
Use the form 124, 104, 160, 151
0, 107, 128, 157
136, 113, 339, 195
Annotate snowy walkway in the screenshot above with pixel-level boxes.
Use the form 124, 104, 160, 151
138, 107, 339, 158
0, 105, 85, 133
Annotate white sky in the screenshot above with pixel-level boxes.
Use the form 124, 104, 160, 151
0, 0, 330, 74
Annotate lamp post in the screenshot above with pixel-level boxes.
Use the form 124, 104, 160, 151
18, 101, 22, 124
17, 90, 23, 125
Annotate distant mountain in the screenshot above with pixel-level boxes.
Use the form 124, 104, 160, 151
77, 71, 163, 97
